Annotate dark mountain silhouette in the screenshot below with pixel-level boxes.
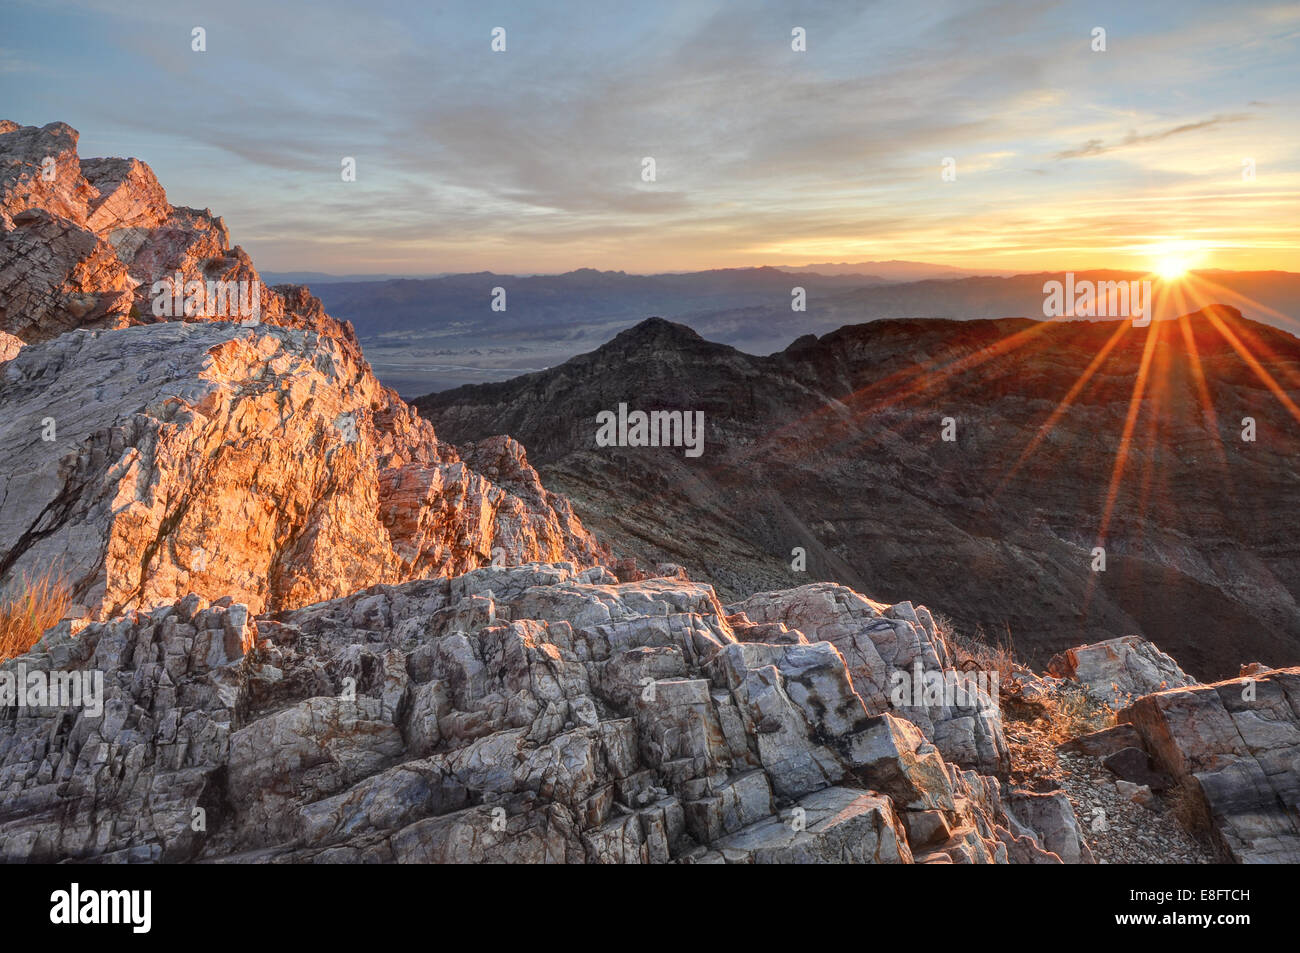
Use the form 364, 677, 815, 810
417, 307, 1300, 680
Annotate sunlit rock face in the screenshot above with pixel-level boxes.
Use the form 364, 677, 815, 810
1048, 636, 1198, 707
0, 120, 360, 353
0, 563, 1088, 864
0, 120, 604, 622
0, 321, 603, 620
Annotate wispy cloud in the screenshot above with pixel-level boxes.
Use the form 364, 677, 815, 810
1053, 115, 1252, 159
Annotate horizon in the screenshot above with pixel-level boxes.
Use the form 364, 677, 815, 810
4, 0, 1298, 275
262, 263, 1300, 280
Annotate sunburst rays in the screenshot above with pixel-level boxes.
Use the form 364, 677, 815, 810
592, 273, 1297, 649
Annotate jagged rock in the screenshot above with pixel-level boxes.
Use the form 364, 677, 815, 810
0, 122, 96, 227
1115, 780, 1155, 807
849, 714, 956, 811
0, 322, 602, 621
0, 205, 134, 340
729, 584, 1009, 776
711, 787, 912, 863
901, 808, 952, 848
0, 563, 1073, 864
0, 121, 364, 357
0, 331, 20, 363
1119, 667, 1300, 863
1007, 789, 1096, 864
1048, 636, 1197, 707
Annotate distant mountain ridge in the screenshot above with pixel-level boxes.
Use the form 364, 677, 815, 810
774, 260, 1009, 280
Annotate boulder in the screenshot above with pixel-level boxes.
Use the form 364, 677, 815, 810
1120, 667, 1300, 863
1047, 636, 1196, 707
1102, 747, 1170, 791
1007, 789, 1095, 864
1058, 723, 1145, 757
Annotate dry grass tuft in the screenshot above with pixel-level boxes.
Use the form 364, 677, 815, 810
0, 569, 72, 663
1042, 687, 1115, 744
936, 617, 1020, 692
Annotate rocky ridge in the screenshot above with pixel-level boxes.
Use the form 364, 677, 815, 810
0, 562, 1088, 864
4, 557, 1294, 863
0, 120, 360, 354
0, 121, 604, 622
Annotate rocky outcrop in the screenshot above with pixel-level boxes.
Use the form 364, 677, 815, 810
728, 582, 1009, 776
1119, 667, 1300, 863
0, 120, 604, 625
0, 563, 1085, 864
1048, 636, 1197, 708
0, 321, 602, 621
0, 121, 360, 356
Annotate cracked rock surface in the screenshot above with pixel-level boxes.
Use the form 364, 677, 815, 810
0, 563, 1087, 864
0, 321, 602, 620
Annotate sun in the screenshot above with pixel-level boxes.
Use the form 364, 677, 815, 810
1155, 257, 1190, 280
1142, 239, 1208, 280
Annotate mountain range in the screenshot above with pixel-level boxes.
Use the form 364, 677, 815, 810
417, 310, 1300, 681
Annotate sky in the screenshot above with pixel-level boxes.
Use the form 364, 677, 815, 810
2, 0, 1298, 275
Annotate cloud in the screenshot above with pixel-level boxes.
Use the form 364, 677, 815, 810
1053, 115, 1251, 160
